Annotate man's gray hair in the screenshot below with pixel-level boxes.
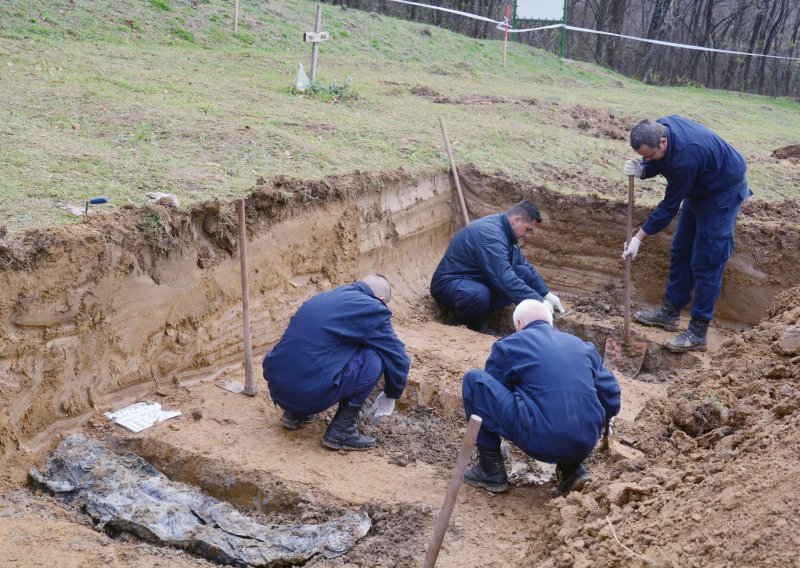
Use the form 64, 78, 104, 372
507, 200, 542, 223
513, 299, 552, 327
362, 273, 391, 303
630, 119, 667, 150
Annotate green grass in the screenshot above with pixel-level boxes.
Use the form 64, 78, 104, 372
0, 0, 798, 233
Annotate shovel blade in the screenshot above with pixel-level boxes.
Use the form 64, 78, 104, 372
603, 336, 648, 380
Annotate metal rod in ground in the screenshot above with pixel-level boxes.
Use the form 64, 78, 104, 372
624, 174, 634, 343
438, 116, 470, 226
422, 414, 482, 568
237, 199, 257, 396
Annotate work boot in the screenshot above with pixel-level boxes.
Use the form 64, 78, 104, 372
665, 318, 709, 353
322, 401, 376, 451
464, 445, 509, 493
281, 410, 316, 430
467, 320, 499, 337
555, 463, 590, 497
633, 300, 680, 332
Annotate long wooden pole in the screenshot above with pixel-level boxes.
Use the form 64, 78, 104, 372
423, 414, 482, 568
438, 116, 470, 226
310, 4, 322, 84
624, 175, 634, 344
237, 199, 257, 396
503, 4, 510, 67
234, 0, 239, 33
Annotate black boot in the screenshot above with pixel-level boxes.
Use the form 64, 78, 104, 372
467, 320, 499, 337
322, 401, 376, 451
555, 463, 590, 497
281, 410, 316, 430
633, 300, 680, 331
464, 445, 509, 493
665, 318, 709, 353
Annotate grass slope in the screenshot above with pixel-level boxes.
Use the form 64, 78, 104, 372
0, 0, 798, 232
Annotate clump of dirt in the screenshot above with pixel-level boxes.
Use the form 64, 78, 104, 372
409, 85, 442, 97
532, 285, 800, 568
569, 105, 630, 140
772, 143, 800, 164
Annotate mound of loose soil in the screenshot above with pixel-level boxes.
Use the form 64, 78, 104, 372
534, 286, 800, 568
772, 144, 800, 164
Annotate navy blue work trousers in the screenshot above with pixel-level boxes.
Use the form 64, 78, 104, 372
434, 264, 541, 323
665, 187, 747, 321
332, 347, 384, 406
462, 368, 525, 452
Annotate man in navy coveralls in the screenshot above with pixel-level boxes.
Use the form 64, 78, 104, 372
263, 274, 410, 451
622, 116, 752, 352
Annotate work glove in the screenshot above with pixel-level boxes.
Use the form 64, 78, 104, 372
369, 392, 396, 420
543, 292, 566, 314
623, 159, 644, 178
622, 235, 641, 261
606, 416, 616, 437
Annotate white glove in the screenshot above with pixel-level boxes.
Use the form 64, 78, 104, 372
623, 159, 643, 178
606, 416, 616, 437
622, 235, 641, 261
543, 292, 565, 314
369, 392, 396, 419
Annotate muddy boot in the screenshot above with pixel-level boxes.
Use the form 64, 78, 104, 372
555, 463, 590, 497
665, 318, 709, 353
467, 320, 499, 337
633, 300, 680, 331
464, 445, 509, 493
281, 410, 316, 430
322, 401, 376, 451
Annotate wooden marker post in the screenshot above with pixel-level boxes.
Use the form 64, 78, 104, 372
423, 415, 483, 568
503, 4, 510, 66
233, 0, 239, 33
304, 5, 330, 84
438, 116, 470, 226
237, 199, 257, 396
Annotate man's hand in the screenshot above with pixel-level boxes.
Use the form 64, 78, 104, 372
369, 392, 396, 420
606, 416, 616, 437
543, 292, 566, 314
623, 159, 643, 178
622, 236, 641, 261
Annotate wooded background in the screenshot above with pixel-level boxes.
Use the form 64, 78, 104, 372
331, 0, 800, 98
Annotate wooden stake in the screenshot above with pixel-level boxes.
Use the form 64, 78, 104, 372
438, 116, 470, 226
310, 4, 323, 84
423, 414, 482, 568
503, 4, 510, 66
233, 0, 239, 33
237, 199, 257, 396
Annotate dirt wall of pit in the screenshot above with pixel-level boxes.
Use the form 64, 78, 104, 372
1, 167, 798, 458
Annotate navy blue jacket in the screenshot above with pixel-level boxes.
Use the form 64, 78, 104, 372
641, 115, 749, 235
430, 214, 548, 302
485, 321, 620, 463
263, 282, 410, 412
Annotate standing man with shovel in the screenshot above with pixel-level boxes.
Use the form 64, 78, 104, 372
622, 116, 752, 352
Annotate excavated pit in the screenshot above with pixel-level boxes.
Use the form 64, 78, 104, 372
3, 166, 800, 566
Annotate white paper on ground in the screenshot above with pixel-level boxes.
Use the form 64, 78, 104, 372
105, 402, 182, 433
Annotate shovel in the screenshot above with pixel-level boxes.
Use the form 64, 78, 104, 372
603, 175, 648, 385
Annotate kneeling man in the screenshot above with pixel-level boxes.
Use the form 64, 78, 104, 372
462, 299, 620, 495
263, 274, 410, 451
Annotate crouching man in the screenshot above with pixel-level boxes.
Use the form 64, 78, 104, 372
263, 274, 410, 451
461, 299, 620, 496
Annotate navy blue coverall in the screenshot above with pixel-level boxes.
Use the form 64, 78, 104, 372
430, 213, 549, 323
641, 116, 752, 322
263, 282, 410, 415
462, 320, 620, 465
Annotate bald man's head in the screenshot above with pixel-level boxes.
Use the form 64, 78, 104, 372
512, 299, 553, 331
361, 273, 392, 304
